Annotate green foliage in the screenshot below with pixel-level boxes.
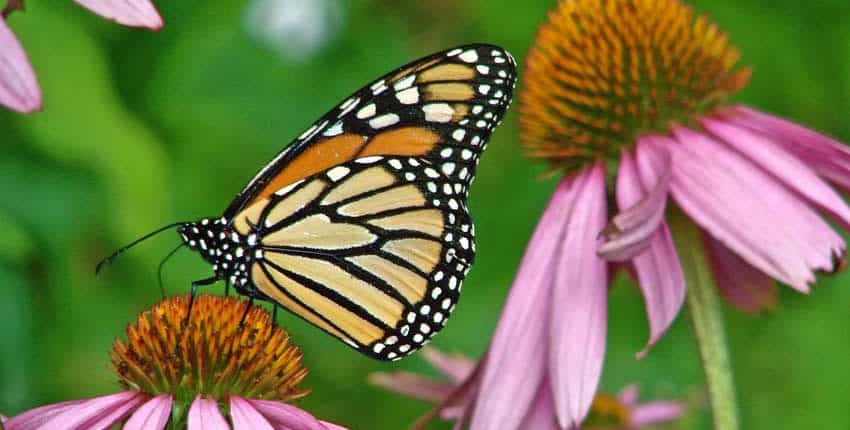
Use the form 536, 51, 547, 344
1, 0, 849, 428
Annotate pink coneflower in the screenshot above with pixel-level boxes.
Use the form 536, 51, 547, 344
0, 0, 162, 113
4, 295, 346, 430
465, 0, 850, 428
370, 347, 684, 429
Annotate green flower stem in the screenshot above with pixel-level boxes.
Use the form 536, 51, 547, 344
670, 210, 739, 430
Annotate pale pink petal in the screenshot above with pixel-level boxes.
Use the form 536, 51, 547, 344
421, 348, 476, 383
519, 382, 558, 430
247, 399, 331, 430
599, 149, 671, 261
123, 394, 172, 430
230, 397, 274, 430
727, 106, 850, 191
38, 391, 146, 430
655, 127, 845, 292
703, 234, 778, 313
703, 118, 850, 230
368, 371, 456, 402
550, 162, 609, 428
188, 395, 229, 430
5, 400, 86, 430
470, 175, 581, 430
629, 401, 684, 426
623, 145, 686, 357
0, 20, 41, 113
617, 385, 639, 407
72, 0, 163, 29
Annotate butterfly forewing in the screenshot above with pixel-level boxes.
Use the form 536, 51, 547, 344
224, 44, 517, 220
210, 44, 516, 361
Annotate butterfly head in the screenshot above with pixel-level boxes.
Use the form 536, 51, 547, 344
179, 218, 258, 288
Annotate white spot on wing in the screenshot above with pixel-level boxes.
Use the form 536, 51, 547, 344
394, 74, 416, 91
446, 48, 462, 56
323, 120, 344, 136
357, 103, 377, 119
327, 166, 350, 181
396, 87, 419, 105
422, 103, 454, 123
459, 50, 479, 63
369, 113, 400, 129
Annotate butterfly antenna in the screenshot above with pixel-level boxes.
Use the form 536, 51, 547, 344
157, 243, 185, 298
96, 221, 188, 275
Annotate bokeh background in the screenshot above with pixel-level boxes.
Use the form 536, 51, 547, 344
2, 0, 850, 428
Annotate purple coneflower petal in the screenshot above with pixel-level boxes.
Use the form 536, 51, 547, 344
230, 397, 274, 430
617, 147, 685, 356
728, 106, 850, 191
519, 383, 558, 430
247, 398, 335, 430
188, 395, 229, 430
0, 20, 41, 113
549, 163, 609, 428
318, 422, 348, 430
368, 371, 457, 402
629, 401, 685, 426
5, 400, 85, 430
616, 385, 639, 407
703, 118, 850, 230
72, 0, 163, 29
38, 391, 146, 429
661, 127, 844, 292
703, 235, 777, 313
422, 347, 476, 383
123, 394, 172, 430
598, 149, 672, 261
470, 176, 580, 430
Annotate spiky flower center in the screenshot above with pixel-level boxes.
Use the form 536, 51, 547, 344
519, 0, 750, 172
110, 295, 309, 406
584, 393, 631, 428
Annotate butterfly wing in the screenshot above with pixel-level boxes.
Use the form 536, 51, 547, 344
223, 44, 517, 221
229, 44, 516, 360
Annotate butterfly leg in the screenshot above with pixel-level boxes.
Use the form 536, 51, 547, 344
185, 276, 219, 326
272, 304, 279, 323
224, 280, 231, 297
239, 298, 254, 326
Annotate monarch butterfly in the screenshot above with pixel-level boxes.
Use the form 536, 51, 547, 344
99, 44, 516, 361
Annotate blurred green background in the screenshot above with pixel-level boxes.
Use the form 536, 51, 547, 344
2, 0, 850, 428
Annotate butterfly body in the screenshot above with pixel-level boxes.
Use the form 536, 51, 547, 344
176, 44, 516, 361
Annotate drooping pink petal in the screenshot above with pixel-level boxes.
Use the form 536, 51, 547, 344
550, 162, 609, 428
0, 20, 41, 113
247, 398, 333, 430
726, 106, 850, 191
622, 144, 686, 357
629, 401, 685, 426
188, 395, 229, 430
72, 0, 163, 29
368, 371, 457, 402
421, 348, 476, 383
598, 149, 672, 261
518, 382, 558, 430
36, 391, 146, 429
470, 175, 581, 430
5, 400, 86, 430
230, 397, 274, 430
656, 127, 845, 292
703, 234, 778, 313
123, 394, 172, 430
703, 117, 850, 231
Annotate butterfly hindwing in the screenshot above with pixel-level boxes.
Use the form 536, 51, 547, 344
243, 155, 475, 360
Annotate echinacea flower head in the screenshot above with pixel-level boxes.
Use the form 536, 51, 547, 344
0, 0, 162, 113
470, 0, 850, 428
369, 348, 684, 430
5, 295, 346, 430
